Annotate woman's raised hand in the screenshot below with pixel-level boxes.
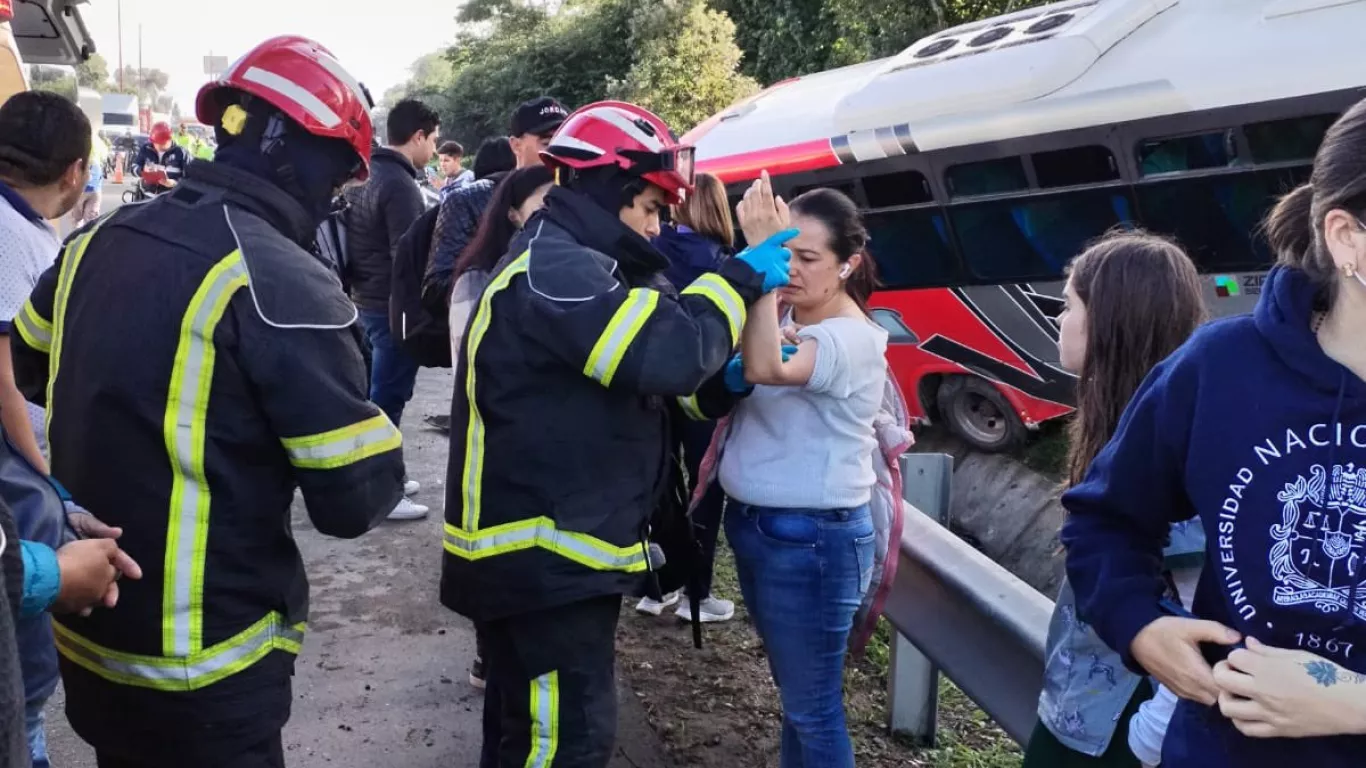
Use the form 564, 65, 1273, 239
736, 170, 790, 247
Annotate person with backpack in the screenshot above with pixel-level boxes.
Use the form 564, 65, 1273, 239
343, 99, 442, 521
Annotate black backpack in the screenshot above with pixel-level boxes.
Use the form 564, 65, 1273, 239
389, 205, 451, 368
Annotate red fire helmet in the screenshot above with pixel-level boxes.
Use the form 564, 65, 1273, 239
541, 101, 695, 205
149, 122, 173, 146
195, 35, 375, 181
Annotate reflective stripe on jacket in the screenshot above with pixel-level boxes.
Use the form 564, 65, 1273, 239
10, 161, 404, 748
439, 186, 760, 622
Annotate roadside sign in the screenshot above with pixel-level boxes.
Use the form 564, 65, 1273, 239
203, 55, 228, 77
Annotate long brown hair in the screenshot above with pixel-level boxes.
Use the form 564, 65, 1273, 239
672, 172, 735, 248
1065, 230, 1207, 487
1264, 97, 1366, 309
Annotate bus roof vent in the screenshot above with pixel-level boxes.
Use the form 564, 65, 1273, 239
838, 0, 1177, 137
1027, 13, 1076, 33
968, 26, 1014, 46
892, 1, 1103, 71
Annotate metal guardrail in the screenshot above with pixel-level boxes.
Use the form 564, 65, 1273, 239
881, 453, 1055, 746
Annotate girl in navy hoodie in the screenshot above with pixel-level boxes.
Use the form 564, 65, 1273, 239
1063, 99, 1366, 766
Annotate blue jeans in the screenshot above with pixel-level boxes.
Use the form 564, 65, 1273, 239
357, 309, 420, 428
26, 702, 48, 768
725, 502, 875, 768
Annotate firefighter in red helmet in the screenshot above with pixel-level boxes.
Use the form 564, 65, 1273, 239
440, 100, 797, 766
10, 36, 404, 767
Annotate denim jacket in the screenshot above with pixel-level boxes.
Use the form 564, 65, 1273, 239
1038, 518, 1206, 755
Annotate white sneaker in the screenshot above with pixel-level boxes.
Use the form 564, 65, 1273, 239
387, 497, 429, 521
403, 479, 421, 497
635, 590, 681, 616
676, 595, 735, 623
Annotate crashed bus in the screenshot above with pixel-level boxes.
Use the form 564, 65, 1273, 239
685, 0, 1366, 450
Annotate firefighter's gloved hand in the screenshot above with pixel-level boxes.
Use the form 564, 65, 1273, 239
724, 345, 798, 393
736, 228, 799, 293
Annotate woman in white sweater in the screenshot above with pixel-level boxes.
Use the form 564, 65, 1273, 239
720, 174, 887, 768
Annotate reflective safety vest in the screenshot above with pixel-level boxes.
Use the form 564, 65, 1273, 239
11, 160, 405, 746
439, 186, 760, 623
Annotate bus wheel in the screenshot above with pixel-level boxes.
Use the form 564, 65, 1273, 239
937, 376, 1025, 453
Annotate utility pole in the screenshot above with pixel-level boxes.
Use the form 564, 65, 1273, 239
116, 0, 124, 90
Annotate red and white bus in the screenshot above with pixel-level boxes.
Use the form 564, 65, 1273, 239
685, 0, 1366, 450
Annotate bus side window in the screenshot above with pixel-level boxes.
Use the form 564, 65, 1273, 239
950, 189, 1135, 283
1245, 114, 1337, 164
863, 170, 933, 208
865, 207, 960, 289
1032, 146, 1119, 188
1137, 130, 1238, 175
1134, 167, 1308, 272
945, 157, 1028, 197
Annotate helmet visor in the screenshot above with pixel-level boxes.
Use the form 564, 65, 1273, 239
664, 146, 695, 188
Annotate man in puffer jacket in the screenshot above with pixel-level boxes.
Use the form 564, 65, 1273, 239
342, 99, 442, 521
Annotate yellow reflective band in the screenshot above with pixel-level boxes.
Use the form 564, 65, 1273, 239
162, 251, 249, 658
525, 671, 560, 768
582, 289, 659, 387
13, 301, 53, 353
461, 251, 530, 532
46, 223, 104, 441
677, 395, 706, 421
280, 412, 402, 470
54, 612, 305, 692
443, 519, 649, 573
681, 273, 745, 347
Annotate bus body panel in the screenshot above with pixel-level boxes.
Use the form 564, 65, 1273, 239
689, 0, 1366, 442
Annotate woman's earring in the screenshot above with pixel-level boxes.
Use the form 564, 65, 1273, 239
1344, 261, 1358, 280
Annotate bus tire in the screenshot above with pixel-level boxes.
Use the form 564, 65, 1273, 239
937, 376, 1026, 453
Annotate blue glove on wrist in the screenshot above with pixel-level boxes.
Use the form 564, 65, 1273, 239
736, 228, 800, 293
724, 345, 799, 394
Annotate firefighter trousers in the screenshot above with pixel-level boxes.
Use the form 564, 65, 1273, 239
94, 731, 284, 768
480, 595, 621, 768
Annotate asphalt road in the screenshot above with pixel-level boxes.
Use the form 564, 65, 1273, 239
42, 181, 674, 768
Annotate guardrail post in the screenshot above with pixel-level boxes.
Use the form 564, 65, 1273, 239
887, 452, 953, 746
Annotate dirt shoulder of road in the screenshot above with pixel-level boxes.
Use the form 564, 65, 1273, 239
615, 545, 1023, 768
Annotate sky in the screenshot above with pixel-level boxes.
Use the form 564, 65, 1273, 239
78, 0, 461, 112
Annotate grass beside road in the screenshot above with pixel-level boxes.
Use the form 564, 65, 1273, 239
618, 542, 1022, 768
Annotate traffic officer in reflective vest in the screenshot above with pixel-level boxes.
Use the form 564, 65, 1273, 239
440, 101, 796, 767
10, 36, 404, 768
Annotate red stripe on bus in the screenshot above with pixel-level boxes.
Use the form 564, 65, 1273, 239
696, 139, 842, 185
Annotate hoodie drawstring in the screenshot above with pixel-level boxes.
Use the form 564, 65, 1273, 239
1328, 371, 1361, 631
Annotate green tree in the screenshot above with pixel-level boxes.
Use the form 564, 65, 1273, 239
75, 52, 112, 90
608, 0, 758, 134
711, 0, 1047, 85
29, 66, 77, 100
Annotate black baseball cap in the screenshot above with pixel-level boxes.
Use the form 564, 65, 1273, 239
510, 96, 569, 138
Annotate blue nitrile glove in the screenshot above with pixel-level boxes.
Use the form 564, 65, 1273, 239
736, 228, 799, 293
724, 345, 799, 393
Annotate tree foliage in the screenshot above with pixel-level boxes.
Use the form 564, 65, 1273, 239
75, 53, 111, 90
607, 0, 758, 133
384, 0, 1048, 151
29, 66, 76, 101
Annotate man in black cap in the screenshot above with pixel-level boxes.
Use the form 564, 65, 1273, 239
424, 96, 569, 321
506, 96, 570, 168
